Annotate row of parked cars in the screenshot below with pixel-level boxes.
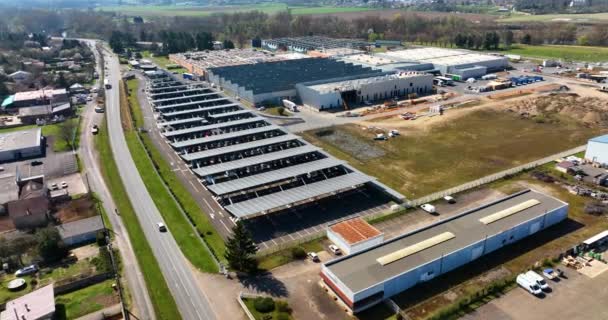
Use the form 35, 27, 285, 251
517, 268, 564, 296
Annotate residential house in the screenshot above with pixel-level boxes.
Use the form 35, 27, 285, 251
56, 216, 105, 247
556, 161, 575, 174
0, 285, 55, 320
8, 70, 32, 83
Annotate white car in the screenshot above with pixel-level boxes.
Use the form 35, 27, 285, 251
329, 245, 342, 255
157, 222, 167, 232
60, 181, 68, 189
444, 195, 456, 204
50, 183, 59, 190
91, 125, 99, 134
421, 204, 436, 214
308, 252, 320, 262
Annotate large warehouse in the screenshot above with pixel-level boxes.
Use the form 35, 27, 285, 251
321, 189, 568, 313
0, 128, 43, 162
584, 134, 608, 165
206, 58, 382, 105
262, 36, 370, 52
147, 71, 404, 219
297, 72, 433, 110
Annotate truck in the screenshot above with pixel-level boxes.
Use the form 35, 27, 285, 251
183, 73, 194, 80
481, 74, 497, 80
282, 99, 298, 112
524, 271, 550, 291
517, 273, 542, 296
104, 79, 111, 90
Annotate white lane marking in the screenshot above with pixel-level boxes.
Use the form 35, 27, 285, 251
219, 219, 231, 233
189, 180, 200, 192
202, 199, 215, 213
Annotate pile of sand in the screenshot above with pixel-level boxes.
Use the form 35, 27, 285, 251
505, 93, 608, 127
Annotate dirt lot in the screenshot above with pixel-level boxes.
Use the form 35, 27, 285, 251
54, 196, 99, 223
301, 96, 601, 198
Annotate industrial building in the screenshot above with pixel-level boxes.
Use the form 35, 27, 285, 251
327, 217, 384, 255
321, 189, 568, 313
169, 49, 307, 76
0, 128, 44, 162
1, 88, 69, 111
0, 285, 55, 320
297, 72, 433, 110
147, 71, 404, 219
207, 58, 382, 105
262, 36, 370, 52
584, 134, 608, 165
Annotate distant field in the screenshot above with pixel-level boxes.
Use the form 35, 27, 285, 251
301, 109, 597, 199
98, 3, 374, 17
504, 44, 608, 62
499, 12, 608, 23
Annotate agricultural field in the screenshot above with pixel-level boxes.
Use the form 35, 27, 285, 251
301, 100, 600, 199
499, 12, 608, 23
503, 44, 608, 62
98, 3, 374, 17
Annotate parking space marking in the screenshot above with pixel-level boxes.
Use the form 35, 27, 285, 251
189, 180, 200, 192
219, 219, 231, 233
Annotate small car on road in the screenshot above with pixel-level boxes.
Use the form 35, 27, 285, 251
329, 245, 342, 255
157, 222, 167, 232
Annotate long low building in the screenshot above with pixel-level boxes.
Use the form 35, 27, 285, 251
0, 128, 43, 162
297, 72, 434, 110
321, 189, 568, 313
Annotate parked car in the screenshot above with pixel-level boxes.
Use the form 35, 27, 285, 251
308, 252, 320, 262
329, 245, 342, 255
157, 222, 167, 232
50, 183, 58, 190
15, 265, 38, 277
525, 271, 550, 291
421, 203, 436, 214
31, 160, 43, 166
91, 125, 99, 135
60, 181, 68, 189
94, 106, 105, 113
517, 273, 542, 296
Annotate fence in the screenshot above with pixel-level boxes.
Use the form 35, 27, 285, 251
405, 145, 586, 208
237, 292, 260, 320
257, 145, 585, 255
54, 272, 113, 295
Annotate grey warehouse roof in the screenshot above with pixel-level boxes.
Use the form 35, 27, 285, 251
0, 128, 41, 153
324, 189, 567, 293
225, 172, 373, 218
56, 215, 105, 239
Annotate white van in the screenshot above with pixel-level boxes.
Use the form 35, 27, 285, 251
525, 271, 550, 291
517, 273, 542, 296
421, 204, 436, 214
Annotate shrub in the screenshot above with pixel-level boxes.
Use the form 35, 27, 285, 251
30, 278, 38, 287
291, 247, 307, 260
253, 297, 275, 313
96, 231, 107, 246
277, 107, 285, 116
276, 300, 291, 313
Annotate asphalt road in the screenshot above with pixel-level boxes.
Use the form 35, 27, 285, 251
78, 40, 155, 320
101, 45, 216, 320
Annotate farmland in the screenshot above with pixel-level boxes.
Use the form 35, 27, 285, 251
499, 12, 608, 23
503, 44, 608, 62
98, 3, 375, 17
301, 107, 599, 199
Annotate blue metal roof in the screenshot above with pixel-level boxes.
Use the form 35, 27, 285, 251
590, 135, 608, 144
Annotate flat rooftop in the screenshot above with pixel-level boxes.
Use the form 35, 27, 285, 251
307, 72, 431, 94
0, 128, 41, 153
324, 189, 567, 293
330, 217, 382, 245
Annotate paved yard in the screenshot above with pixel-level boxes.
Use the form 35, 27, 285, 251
463, 264, 608, 320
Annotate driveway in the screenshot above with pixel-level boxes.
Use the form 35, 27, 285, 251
462, 265, 608, 320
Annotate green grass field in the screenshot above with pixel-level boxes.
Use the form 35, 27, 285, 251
499, 12, 608, 23
141, 51, 186, 73
95, 116, 181, 319
0, 116, 80, 152
301, 109, 598, 199
98, 3, 373, 17
503, 44, 608, 62
55, 280, 118, 319
125, 79, 224, 271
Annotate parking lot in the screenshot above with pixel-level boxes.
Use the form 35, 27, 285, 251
463, 265, 608, 320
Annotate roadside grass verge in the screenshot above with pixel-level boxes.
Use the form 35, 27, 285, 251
124, 79, 223, 271
95, 116, 180, 319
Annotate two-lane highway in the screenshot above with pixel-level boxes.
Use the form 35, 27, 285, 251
102, 46, 216, 320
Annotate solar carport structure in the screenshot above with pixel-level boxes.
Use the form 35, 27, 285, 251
147, 71, 404, 220
321, 189, 568, 313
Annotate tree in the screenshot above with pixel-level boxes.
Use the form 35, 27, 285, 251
504, 30, 514, 49
57, 72, 68, 88
58, 119, 77, 150
109, 31, 124, 53
224, 221, 258, 272
35, 227, 67, 263
223, 39, 235, 49
521, 33, 532, 45
0, 81, 9, 99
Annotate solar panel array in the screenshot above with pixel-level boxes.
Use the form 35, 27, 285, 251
147, 71, 391, 219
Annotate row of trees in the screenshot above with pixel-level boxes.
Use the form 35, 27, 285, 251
0, 227, 68, 267
453, 31, 502, 50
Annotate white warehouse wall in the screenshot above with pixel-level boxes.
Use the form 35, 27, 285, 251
585, 140, 608, 165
